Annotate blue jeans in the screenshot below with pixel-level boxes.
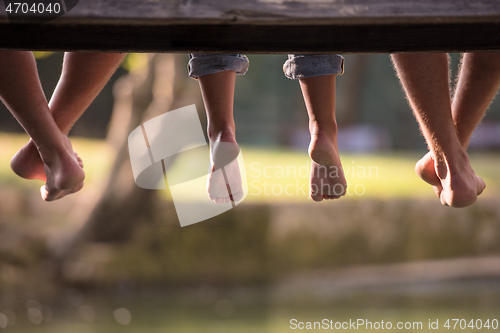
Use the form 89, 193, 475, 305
188, 54, 344, 79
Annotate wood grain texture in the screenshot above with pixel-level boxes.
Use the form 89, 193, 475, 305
0, 0, 500, 52
13, 0, 500, 24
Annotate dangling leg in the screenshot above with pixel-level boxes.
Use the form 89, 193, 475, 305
299, 74, 347, 201
11, 52, 126, 181
416, 52, 500, 199
0, 51, 85, 200
189, 54, 249, 203
392, 53, 484, 207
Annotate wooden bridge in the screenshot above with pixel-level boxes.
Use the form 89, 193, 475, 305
1, 0, 500, 53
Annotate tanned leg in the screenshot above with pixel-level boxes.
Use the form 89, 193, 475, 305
0, 51, 85, 201
392, 53, 484, 207
11, 52, 126, 181
299, 74, 347, 202
415, 53, 500, 197
198, 70, 243, 204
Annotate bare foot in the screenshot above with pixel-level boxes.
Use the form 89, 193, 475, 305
11, 138, 83, 182
416, 150, 485, 207
308, 130, 347, 202
37, 135, 85, 201
207, 128, 243, 204
40, 181, 84, 201
415, 152, 441, 188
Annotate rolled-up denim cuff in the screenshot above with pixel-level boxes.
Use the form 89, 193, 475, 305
188, 54, 249, 79
283, 54, 344, 80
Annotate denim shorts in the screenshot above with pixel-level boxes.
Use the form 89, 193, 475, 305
188, 54, 344, 79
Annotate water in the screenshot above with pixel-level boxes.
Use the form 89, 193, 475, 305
4, 279, 500, 332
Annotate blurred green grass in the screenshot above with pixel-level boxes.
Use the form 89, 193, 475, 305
0, 133, 113, 190
240, 148, 500, 201
1, 133, 500, 202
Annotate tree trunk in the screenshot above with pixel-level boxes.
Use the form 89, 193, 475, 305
57, 53, 201, 257
338, 54, 368, 126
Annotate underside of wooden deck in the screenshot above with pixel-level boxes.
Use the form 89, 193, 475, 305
1, 0, 499, 53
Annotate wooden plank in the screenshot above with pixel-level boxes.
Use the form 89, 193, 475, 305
1, 0, 500, 52
2, 23, 500, 54
4, 0, 499, 25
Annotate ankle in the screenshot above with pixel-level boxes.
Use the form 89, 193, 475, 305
309, 120, 337, 137
433, 148, 469, 180
207, 124, 235, 142
458, 136, 470, 150
309, 123, 338, 144
37, 145, 60, 166
36, 135, 72, 166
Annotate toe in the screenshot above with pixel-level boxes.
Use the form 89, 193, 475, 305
76, 155, 84, 168
214, 197, 232, 204
476, 175, 486, 195
439, 191, 449, 207
432, 185, 442, 198
41, 185, 60, 202
40, 185, 49, 201
310, 192, 324, 202
335, 185, 347, 197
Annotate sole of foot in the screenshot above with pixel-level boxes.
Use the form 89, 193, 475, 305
308, 132, 347, 202
207, 130, 244, 204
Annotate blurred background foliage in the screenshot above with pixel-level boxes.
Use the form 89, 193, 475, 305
0, 52, 499, 332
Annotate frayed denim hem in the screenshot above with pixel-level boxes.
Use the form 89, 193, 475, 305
283, 54, 344, 80
188, 54, 249, 79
